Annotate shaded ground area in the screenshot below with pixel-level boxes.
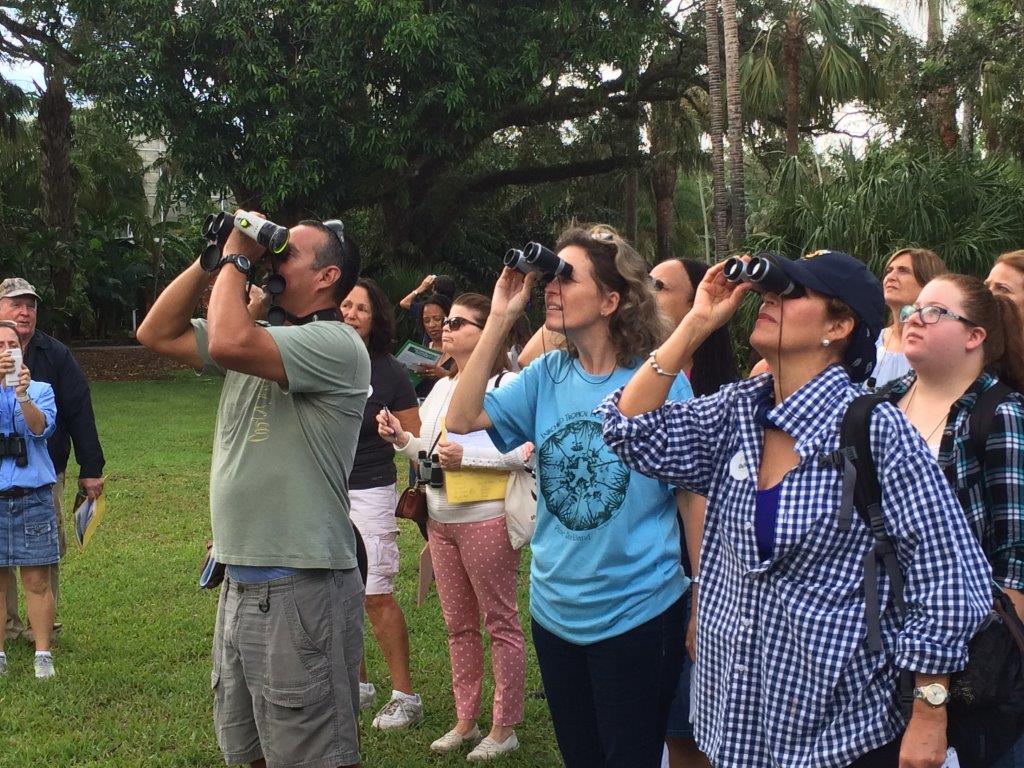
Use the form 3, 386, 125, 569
72, 344, 188, 381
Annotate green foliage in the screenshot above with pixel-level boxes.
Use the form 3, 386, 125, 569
69, 0, 705, 263
748, 143, 1024, 275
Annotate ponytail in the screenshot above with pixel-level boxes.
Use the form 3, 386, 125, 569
994, 295, 1024, 392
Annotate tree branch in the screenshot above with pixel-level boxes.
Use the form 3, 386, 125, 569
420, 154, 645, 250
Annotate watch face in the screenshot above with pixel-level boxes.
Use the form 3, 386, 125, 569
920, 684, 948, 705
235, 255, 252, 272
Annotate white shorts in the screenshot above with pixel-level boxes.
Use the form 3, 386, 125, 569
349, 485, 400, 596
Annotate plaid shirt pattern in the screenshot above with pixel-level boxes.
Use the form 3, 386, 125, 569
598, 365, 991, 768
886, 370, 1024, 590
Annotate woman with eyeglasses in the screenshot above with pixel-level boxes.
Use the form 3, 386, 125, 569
597, 251, 991, 768
887, 276, 1024, 611
377, 293, 529, 761
445, 226, 693, 768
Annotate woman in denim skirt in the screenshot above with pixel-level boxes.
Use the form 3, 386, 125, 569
0, 319, 60, 679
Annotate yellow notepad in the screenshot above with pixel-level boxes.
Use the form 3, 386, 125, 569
440, 425, 509, 503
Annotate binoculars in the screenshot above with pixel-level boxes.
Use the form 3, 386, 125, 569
723, 253, 805, 298
417, 451, 444, 489
200, 210, 290, 271
503, 242, 573, 280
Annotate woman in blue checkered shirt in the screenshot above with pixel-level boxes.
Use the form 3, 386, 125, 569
599, 252, 992, 768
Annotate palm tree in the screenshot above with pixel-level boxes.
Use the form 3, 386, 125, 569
741, 0, 896, 159
704, 0, 728, 257
722, 0, 746, 244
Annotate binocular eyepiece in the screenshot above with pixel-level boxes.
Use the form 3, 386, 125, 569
503, 242, 573, 280
723, 253, 805, 298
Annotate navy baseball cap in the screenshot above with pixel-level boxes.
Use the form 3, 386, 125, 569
762, 249, 885, 383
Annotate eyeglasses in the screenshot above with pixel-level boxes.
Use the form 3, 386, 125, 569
442, 317, 484, 331
899, 304, 977, 326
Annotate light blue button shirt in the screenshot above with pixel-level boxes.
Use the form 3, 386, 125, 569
0, 380, 58, 491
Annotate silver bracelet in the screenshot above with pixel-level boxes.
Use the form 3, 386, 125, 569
647, 349, 680, 378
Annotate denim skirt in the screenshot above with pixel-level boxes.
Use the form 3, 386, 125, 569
1, 486, 60, 567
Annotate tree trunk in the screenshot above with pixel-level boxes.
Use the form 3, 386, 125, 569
923, 0, 958, 149
649, 103, 678, 264
783, 11, 804, 158
704, 0, 728, 259
722, 0, 746, 245
624, 169, 639, 244
39, 66, 75, 336
962, 87, 975, 157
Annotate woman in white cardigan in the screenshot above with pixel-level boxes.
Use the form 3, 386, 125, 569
378, 292, 528, 762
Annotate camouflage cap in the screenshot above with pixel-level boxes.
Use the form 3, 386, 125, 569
0, 277, 41, 302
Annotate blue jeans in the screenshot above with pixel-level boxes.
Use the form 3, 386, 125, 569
531, 595, 686, 768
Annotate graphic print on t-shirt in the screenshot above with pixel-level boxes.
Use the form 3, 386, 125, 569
538, 412, 630, 531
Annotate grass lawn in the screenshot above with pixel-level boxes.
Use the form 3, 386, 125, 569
0, 376, 560, 767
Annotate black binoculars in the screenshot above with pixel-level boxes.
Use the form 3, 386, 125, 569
723, 253, 805, 298
417, 451, 444, 489
503, 242, 573, 280
1, 434, 28, 468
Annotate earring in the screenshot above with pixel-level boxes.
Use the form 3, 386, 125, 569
821, 338, 831, 347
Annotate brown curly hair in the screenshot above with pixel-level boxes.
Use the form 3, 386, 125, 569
554, 224, 669, 367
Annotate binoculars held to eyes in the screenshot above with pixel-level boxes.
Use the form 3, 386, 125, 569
503, 242, 573, 280
723, 254, 805, 298
200, 210, 290, 272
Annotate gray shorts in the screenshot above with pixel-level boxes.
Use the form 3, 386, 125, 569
211, 569, 364, 768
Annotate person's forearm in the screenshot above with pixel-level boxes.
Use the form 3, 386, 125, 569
1006, 588, 1024, 623
680, 492, 706, 578
18, 398, 46, 435
447, 314, 513, 434
207, 266, 259, 358
909, 673, 950, 722
618, 314, 711, 418
137, 260, 210, 347
399, 290, 418, 310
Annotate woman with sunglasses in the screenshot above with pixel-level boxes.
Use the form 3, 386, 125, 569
378, 293, 528, 761
445, 226, 693, 768
598, 251, 990, 768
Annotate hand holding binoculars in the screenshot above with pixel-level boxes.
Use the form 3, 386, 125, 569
200, 210, 290, 272
723, 253, 804, 298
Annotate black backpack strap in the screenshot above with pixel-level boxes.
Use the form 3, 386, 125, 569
969, 380, 1014, 460
824, 394, 907, 653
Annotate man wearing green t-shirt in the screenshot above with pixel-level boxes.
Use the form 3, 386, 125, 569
138, 215, 370, 768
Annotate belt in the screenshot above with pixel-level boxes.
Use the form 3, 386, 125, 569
0, 487, 33, 499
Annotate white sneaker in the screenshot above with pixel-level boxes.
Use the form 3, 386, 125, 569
372, 691, 423, 730
431, 725, 482, 753
34, 653, 55, 679
467, 732, 519, 762
0, 654, 7, 675
359, 682, 377, 711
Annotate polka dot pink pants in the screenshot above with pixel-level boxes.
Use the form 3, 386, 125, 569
427, 515, 525, 726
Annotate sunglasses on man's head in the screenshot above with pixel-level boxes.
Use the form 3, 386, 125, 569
442, 317, 484, 331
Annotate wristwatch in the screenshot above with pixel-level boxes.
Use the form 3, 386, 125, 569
216, 253, 254, 278
913, 683, 950, 707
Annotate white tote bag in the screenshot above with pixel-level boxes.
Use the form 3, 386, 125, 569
504, 464, 536, 550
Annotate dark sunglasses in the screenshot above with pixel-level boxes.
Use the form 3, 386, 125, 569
442, 317, 484, 331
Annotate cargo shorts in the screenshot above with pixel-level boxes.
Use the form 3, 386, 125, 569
211, 568, 364, 768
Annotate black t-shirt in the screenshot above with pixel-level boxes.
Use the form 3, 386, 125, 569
349, 354, 419, 490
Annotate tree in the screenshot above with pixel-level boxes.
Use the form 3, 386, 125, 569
704, 0, 729, 257
722, 0, 746, 243
71, 0, 707, 264
740, 0, 897, 158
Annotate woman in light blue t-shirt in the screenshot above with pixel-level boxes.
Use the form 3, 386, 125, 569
442, 224, 692, 768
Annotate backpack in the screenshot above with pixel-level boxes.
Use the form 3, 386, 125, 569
829, 391, 1024, 768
